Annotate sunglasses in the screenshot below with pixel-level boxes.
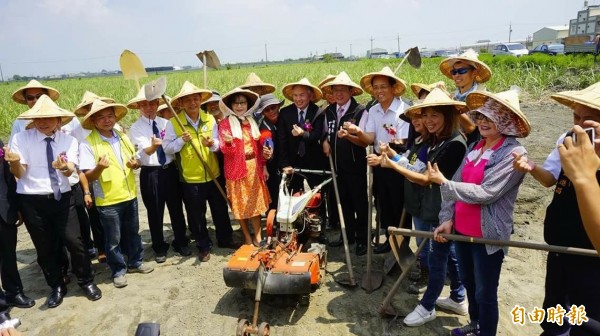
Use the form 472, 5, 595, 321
25, 93, 45, 101
450, 67, 473, 76
474, 112, 491, 122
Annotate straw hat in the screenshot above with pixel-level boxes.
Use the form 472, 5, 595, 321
16, 95, 74, 125
219, 88, 260, 117
240, 73, 275, 95
404, 88, 467, 119
171, 81, 213, 109
466, 88, 531, 138
12, 80, 60, 105
439, 49, 492, 83
74, 91, 115, 116
282, 78, 323, 102
410, 81, 448, 98
200, 91, 222, 111
81, 99, 128, 130
550, 81, 600, 113
127, 85, 165, 109
321, 71, 364, 97
317, 74, 336, 89
359, 66, 407, 97
256, 94, 284, 114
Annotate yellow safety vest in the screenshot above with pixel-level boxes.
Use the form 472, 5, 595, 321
86, 129, 137, 206
171, 111, 220, 183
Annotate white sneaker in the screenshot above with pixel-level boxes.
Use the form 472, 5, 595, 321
403, 304, 436, 327
436, 296, 468, 315
113, 275, 128, 288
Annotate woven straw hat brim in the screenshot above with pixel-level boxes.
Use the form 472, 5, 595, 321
282, 80, 323, 102
240, 84, 276, 96
81, 103, 128, 130
219, 88, 260, 116
359, 71, 407, 97
404, 101, 467, 120
466, 91, 531, 138
551, 91, 600, 114
439, 57, 492, 83
171, 84, 213, 110
12, 80, 60, 105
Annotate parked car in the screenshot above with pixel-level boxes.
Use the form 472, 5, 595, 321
492, 43, 529, 57
529, 44, 565, 56
420, 51, 434, 58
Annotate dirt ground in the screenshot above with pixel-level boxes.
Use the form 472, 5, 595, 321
10, 97, 578, 335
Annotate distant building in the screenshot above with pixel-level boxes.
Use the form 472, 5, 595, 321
532, 26, 569, 47
460, 40, 527, 53
569, 4, 600, 36
367, 48, 388, 58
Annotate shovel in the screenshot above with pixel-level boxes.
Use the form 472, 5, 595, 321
383, 210, 413, 274
196, 50, 221, 89
393, 46, 422, 74
144, 76, 231, 207
379, 237, 428, 317
119, 49, 148, 91
328, 154, 356, 287
361, 146, 383, 293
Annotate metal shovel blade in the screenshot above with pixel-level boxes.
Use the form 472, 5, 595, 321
406, 46, 422, 69
361, 270, 383, 293
144, 76, 167, 101
196, 50, 221, 69
334, 272, 359, 288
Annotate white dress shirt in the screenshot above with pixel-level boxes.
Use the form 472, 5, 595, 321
11, 129, 79, 195
365, 97, 410, 153
79, 130, 126, 171
542, 132, 567, 181
128, 115, 174, 166
8, 120, 29, 146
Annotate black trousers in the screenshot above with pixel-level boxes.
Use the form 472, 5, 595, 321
541, 252, 600, 336
0, 217, 24, 296
140, 164, 188, 253
373, 166, 410, 233
336, 172, 368, 245
72, 183, 93, 251
19, 192, 94, 288
181, 181, 232, 252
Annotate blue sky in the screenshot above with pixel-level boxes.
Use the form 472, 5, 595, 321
0, 0, 590, 78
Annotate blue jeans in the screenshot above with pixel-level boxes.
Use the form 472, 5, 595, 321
412, 216, 431, 271
96, 198, 143, 278
420, 231, 465, 311
456, 241, 504, 336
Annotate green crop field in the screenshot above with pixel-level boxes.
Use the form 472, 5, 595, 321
1, 54, 599, 139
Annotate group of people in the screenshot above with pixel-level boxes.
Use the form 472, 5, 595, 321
1, 48, 599, 336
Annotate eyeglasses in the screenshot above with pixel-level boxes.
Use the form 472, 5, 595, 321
450, 67, 473, 76
233, 101, 248, 106
25, 93, 45, 101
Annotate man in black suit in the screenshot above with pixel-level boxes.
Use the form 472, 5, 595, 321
277, 78, 328, 243
320, 72, 370, 256
0, 140, 35, 309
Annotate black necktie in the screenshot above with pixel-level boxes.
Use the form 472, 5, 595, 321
298, 110, 306, 157
152, 120, 167, 165
44, 137, 61, 201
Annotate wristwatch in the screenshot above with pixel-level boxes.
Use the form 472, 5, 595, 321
84, 191, 92, 196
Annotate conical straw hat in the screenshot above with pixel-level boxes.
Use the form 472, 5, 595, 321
467, 88, 531, 138
321, 71, 364, 96
551, 81, 600, 113
240, 73, 275, 95
281, 78, 323, 102
317, 74, 336, 89
359, 66, 407, 97
171, 81, 213, 109
404, 87, 467, 119
410, 81, 448, 98
219, 88, 260, 117
12, 80, 60, 105
127, 85, 165, 109
74, 91, 115, 116
17, 95, 74, 125
81, 99, 128, 130
439, 49, 492, 83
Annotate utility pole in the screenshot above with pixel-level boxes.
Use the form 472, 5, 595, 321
370, 36, 374, 58
0, 63, 4, 82
264, 43, 268, 64
509, 23, 513, 42
397, 34, 400, 53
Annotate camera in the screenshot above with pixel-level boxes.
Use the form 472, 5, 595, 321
573, 127, 595, 144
